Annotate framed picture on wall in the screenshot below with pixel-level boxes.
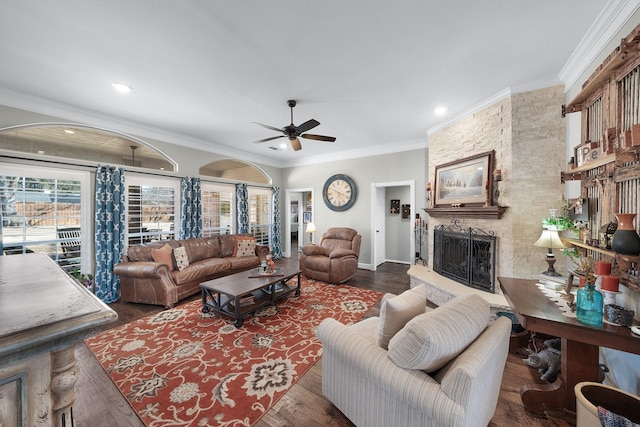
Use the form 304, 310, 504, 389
402, 204, 410, 219
433, 150, 494, 207
303, 212, 311, 224
390, 199, 400, 214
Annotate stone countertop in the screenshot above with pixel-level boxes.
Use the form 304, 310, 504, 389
0, 253, 117, 364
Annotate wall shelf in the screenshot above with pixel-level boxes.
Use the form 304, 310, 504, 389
564, 239, 615, 257
424, 206, 507, 219
564, 239, 640, 291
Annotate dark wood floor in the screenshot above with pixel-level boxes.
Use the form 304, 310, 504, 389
73, 251, 574, 427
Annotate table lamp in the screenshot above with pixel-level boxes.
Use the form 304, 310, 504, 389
306, 222, 317, 244
533, 229, 569, 277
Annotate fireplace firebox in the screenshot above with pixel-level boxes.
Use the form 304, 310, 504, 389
433, 221, 496, 293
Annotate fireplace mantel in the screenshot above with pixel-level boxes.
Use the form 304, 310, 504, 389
424, 206, 507, 219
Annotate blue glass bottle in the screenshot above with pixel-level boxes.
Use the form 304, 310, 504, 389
576, 284, 603, 327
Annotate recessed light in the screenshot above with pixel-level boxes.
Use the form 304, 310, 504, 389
434, 106, 447, 116
64, 129, 75, 134
112, 82, 133, 93
37, 150, 45, 155
279, 143, 287, 149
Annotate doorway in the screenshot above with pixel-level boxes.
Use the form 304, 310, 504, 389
370, 180, 415, 271
284, 188, 314, 258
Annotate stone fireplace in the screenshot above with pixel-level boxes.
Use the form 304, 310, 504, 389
425, 85, 567, 280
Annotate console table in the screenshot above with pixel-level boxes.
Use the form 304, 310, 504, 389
0, 253, 117, 426
498, 276, 639, 415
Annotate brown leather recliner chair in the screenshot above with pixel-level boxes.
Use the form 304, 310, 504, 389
299, 227, 361, 284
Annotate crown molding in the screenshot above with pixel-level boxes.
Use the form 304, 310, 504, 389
427, 88, 512, 136
280, 138, 429, 168
558, 0, 640, 91
0, 87, 286, 168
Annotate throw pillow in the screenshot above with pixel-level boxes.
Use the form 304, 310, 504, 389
376, 285, 426, 350
387, 294, 490, 373
173, 246, 190, 271
151, 243, 175, 271
235, 237, 256, 257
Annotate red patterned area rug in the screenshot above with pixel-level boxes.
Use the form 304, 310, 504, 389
86, 278, 381, 426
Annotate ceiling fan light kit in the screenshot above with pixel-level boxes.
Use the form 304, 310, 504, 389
252, 99, 336, 151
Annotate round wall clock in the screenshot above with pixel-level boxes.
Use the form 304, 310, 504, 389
323, 174, 357, 212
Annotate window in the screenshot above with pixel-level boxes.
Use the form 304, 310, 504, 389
202, 182, 234, 236
125, 175, 180, 245
248, 187, 272, 246
0, 164, 90, 273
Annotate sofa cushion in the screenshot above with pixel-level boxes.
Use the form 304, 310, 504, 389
206, 236, 222, 258
227, 255, 260, 270
127, 240, 179, 262
171, 258, 231, 285
376, 285, 426, 350
151, 243, 175, 271
387, 294, 490, 372
220, 234, 236, 257
235, 236, 256, 257
182, 237, 211, 263
173, 246, 190, 271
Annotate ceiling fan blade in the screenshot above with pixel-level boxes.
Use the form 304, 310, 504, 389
252, 135, 284, 144
252, 122, 284, 133
295, 119, 320, 134
301, 133, 336, 142
290, 138, 302, 151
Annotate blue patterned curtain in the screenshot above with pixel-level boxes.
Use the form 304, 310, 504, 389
94, 165, 125, 303
179, 176, 202, 239
271, 186, 282, 259
236, 183, 249, 234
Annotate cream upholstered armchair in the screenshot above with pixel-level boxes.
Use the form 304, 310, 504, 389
299, 227, 361, 284
317, 287, 512, 427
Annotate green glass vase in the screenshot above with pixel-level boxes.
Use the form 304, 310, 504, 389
576, 284, 603, 327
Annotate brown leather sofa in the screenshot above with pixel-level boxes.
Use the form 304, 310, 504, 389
115, 234, 269, 308
299, 227, 361, 284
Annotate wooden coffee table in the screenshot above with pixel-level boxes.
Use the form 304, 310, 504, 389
200, 268, 301, 327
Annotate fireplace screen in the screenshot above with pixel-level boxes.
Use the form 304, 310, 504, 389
433, 222, 496, 293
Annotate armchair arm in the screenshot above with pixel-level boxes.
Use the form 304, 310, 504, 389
114, 261, 170, 278
301, 244, 325, 256
317, 318, 462, 421
328, 248, 357, 259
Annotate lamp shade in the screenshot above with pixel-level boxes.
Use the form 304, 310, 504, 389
306, 222, 317, 233
533, 229, 568, 249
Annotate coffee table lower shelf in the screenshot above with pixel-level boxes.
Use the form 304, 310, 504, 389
200, 270, 301, 327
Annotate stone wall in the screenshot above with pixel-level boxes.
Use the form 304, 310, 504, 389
427, 85, 566, 281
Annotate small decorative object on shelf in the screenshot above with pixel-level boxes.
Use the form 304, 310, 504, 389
612, 213, 640, 256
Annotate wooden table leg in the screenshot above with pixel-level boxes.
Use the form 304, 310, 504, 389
519, 338, 600, 414
561, 338, 600, 413
520, 377, 565, 414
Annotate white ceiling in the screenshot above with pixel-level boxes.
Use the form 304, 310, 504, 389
0, 1, 630, 168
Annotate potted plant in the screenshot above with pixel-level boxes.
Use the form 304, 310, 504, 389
541, 215, 575, 231
71, 269, 94, 292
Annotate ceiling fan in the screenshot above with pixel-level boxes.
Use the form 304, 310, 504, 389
252, 100, 336, 151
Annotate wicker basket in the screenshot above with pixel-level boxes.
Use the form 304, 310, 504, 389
603, 304, 635, 327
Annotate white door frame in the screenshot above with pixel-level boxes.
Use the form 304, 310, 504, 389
284, 187, 314, 257
370, 180, 415, 271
